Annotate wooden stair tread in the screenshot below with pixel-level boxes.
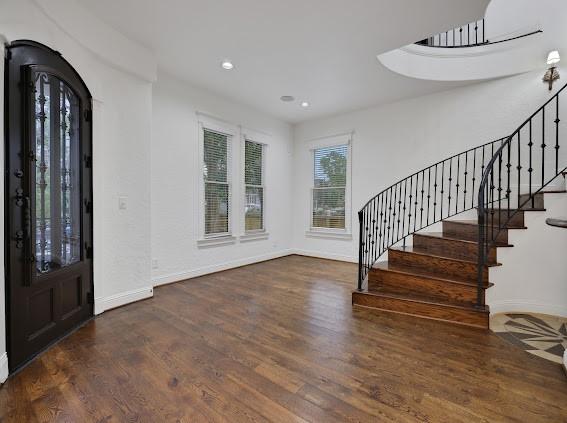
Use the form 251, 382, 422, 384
364, 288, 487, 311
372, 261, 492, 288
352, 290, 490, 329
416, 231, 513, 247
447, 219, 527, 229
389, 245, 502, 267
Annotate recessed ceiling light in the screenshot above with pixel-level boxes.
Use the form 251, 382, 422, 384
301, 101, 310, 108
221, 60, 234, 70
280, 95, 295, 102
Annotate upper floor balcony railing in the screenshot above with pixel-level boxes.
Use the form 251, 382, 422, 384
417, 19, 486, 48
416, 19, 542, 48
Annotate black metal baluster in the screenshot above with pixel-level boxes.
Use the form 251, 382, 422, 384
517, 133, 522, 212
471, 148, 476, 209
542, 106, 546, 187
463, 151, 469, 210
393, 184, 399, 245
482, 19, 486, 43
506, 139, 511, 217
455, 155, 461, 214
373, 195, 381, 264
407, 176, 414, 240
413, 172, 419, 232
490, 160, 495, 237
529, 119, 534, 208
477, 188, 486, 307
555, 96, 560, 175
433, 164, 438, 222
420, 170, 425, 229
475, 21, 478, 45
380, 191, 388, 254
387, 186, 393, 247
498, 150, 503, 230
426, 168, 431, 225
364, 200, 370, 274
448, 158, 453, 216
440, 161, 445, 219
367, 198, 374, 272
358, 210, 364, 290
402, 179, 408, 248
481, 145, 486, 193
396, 183, 402, 243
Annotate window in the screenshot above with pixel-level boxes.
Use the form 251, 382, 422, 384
244, 140, 265, 232
203, 128, 231, 237
310, 142, 351, 235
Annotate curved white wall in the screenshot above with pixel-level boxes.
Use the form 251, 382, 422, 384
489, 192, 567, 317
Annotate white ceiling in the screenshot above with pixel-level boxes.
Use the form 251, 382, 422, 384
76, 0, 489, 123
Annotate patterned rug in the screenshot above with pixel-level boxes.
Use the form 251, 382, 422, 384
491, 313, 567, 365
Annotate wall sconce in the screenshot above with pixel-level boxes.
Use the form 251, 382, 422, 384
543, 50, 560, 91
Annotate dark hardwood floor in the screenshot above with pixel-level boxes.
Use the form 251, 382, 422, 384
1, 255, 566, 422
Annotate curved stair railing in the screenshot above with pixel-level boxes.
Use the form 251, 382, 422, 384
358, 135, 509, 290
416, 18, 542, 48
477, 83, 567, 305
357, 83, 567, 310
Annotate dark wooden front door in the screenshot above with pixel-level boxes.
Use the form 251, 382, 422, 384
5, 40, 93, 371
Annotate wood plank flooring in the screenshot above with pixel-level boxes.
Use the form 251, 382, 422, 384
0, 255, 566, 422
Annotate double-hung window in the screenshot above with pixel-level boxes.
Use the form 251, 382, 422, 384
309, 138, 352, 238
244, 140, 265, 232
203, 128, 231, 237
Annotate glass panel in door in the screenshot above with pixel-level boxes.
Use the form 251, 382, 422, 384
33, 72, 81, 274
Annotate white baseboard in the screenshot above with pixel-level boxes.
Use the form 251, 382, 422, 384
152, 249, 294, 286
0, 352, 8, 384
489, 300, 567, 318
292, 249, 357, 263
94, 286, 154, 315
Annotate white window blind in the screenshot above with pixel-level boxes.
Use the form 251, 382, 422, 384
312, 144, 347, 230
244, 140, 265, 232
203, 129, 231, 236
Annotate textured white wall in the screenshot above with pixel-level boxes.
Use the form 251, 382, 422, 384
151, 73, 294, 285
489, 192, 567, 317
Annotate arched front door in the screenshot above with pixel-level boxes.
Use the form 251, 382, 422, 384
5, 40, 93, 371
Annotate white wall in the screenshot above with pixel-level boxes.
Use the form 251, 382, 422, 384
293, 68, 567, 314
0, 0, 155, 380
490, 192, 567, 317
151, 73, 294, 285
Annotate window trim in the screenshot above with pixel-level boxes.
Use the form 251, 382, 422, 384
308, 134, 352, 238
197, 115, 237, 246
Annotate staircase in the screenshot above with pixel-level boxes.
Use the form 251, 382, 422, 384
352, 200, 551, 329
353, 84, 567, 329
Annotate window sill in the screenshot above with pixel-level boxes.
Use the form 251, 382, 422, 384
197, 235, 237, 248
305, 230, 352, 241
239, 232, 270, 243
